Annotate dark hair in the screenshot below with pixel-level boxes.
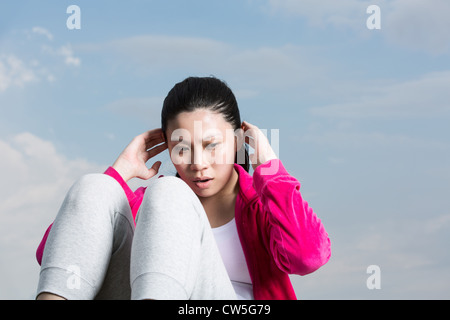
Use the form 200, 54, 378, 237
161, 76, 250, 174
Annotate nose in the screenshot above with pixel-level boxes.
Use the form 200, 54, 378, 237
190, 148, 209, 171
190, 162, 208, 172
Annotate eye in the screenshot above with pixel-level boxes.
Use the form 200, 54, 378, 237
174, 145, 190, 155
206, 142, 219, 150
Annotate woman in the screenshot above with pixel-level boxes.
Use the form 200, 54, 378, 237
36, 76, 331, 300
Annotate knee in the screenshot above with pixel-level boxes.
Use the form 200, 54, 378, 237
64, 173, 129, 215
69, 174, 122, 198
146, 176, 193, 199
137, 176, 203, 222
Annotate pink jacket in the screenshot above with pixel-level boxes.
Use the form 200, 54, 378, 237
36, 159, 331, 300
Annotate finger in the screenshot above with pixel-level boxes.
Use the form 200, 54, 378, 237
244, 134, 256, 149
146, 137, 166, 150
145, 142, 168, 161
143, 128, 165, 144
142, 161, 162, 180
145, 133, 166, 148
242, 121, 257, 130
242, 122, 258, 140
150, 160, 162, 172
149, 161, 162, 176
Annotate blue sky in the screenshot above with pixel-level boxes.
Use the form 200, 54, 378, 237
1, 0, 450, 299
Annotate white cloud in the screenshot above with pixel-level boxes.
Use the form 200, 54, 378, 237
0, 27, 80, 93
0, 133, 104, 298
31, 26, 53, 41
0, 132, 104, 218
30, 26, 80, 66
57, 44, 81, 67
42, 44, 81, 67
31, 26, 81, 67
0, 55, 37, 92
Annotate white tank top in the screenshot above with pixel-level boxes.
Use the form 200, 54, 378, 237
212, 218, 254, 300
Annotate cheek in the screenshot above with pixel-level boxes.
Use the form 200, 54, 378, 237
173, 163, 188, 176
227, 142, 237, 164
213, 142, 236, 165
169, 148, 188, 173
212, 163, 235, 189
211, 145, 236, 179
168, 145, 191, 166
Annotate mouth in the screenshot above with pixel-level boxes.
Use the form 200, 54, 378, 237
192, 177, 214, 189
193, 176, 213, 183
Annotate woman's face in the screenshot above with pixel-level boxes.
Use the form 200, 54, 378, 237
166, 109, 239, 198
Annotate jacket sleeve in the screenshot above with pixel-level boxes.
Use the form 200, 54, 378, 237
253, 159, 331, 276
35, 167, 145, 265
103, 166, 146, 221
36, 223, 53, 265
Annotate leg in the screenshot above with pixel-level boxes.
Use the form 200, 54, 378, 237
130, 176, 236, 300
36, 174, 134, 300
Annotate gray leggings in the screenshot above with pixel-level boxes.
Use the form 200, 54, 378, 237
36, 174, 236, 300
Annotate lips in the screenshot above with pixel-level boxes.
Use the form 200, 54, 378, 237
193, 176, 213, 183
192, 176, 213, 189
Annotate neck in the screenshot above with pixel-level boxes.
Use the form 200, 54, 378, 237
199, 167, 239, 228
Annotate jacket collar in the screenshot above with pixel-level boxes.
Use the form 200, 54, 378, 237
233, 163, 257, 204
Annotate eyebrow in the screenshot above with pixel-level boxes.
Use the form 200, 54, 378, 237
203, 135, 221, 142
170, 135, 222, 146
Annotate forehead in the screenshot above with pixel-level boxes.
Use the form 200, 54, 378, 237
166, 109, 233, 134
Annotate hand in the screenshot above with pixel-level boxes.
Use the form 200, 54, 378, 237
112, 129, 168, 182
241, 121, 278, 170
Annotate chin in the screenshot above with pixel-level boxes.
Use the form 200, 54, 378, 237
191, 185, 216, 198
